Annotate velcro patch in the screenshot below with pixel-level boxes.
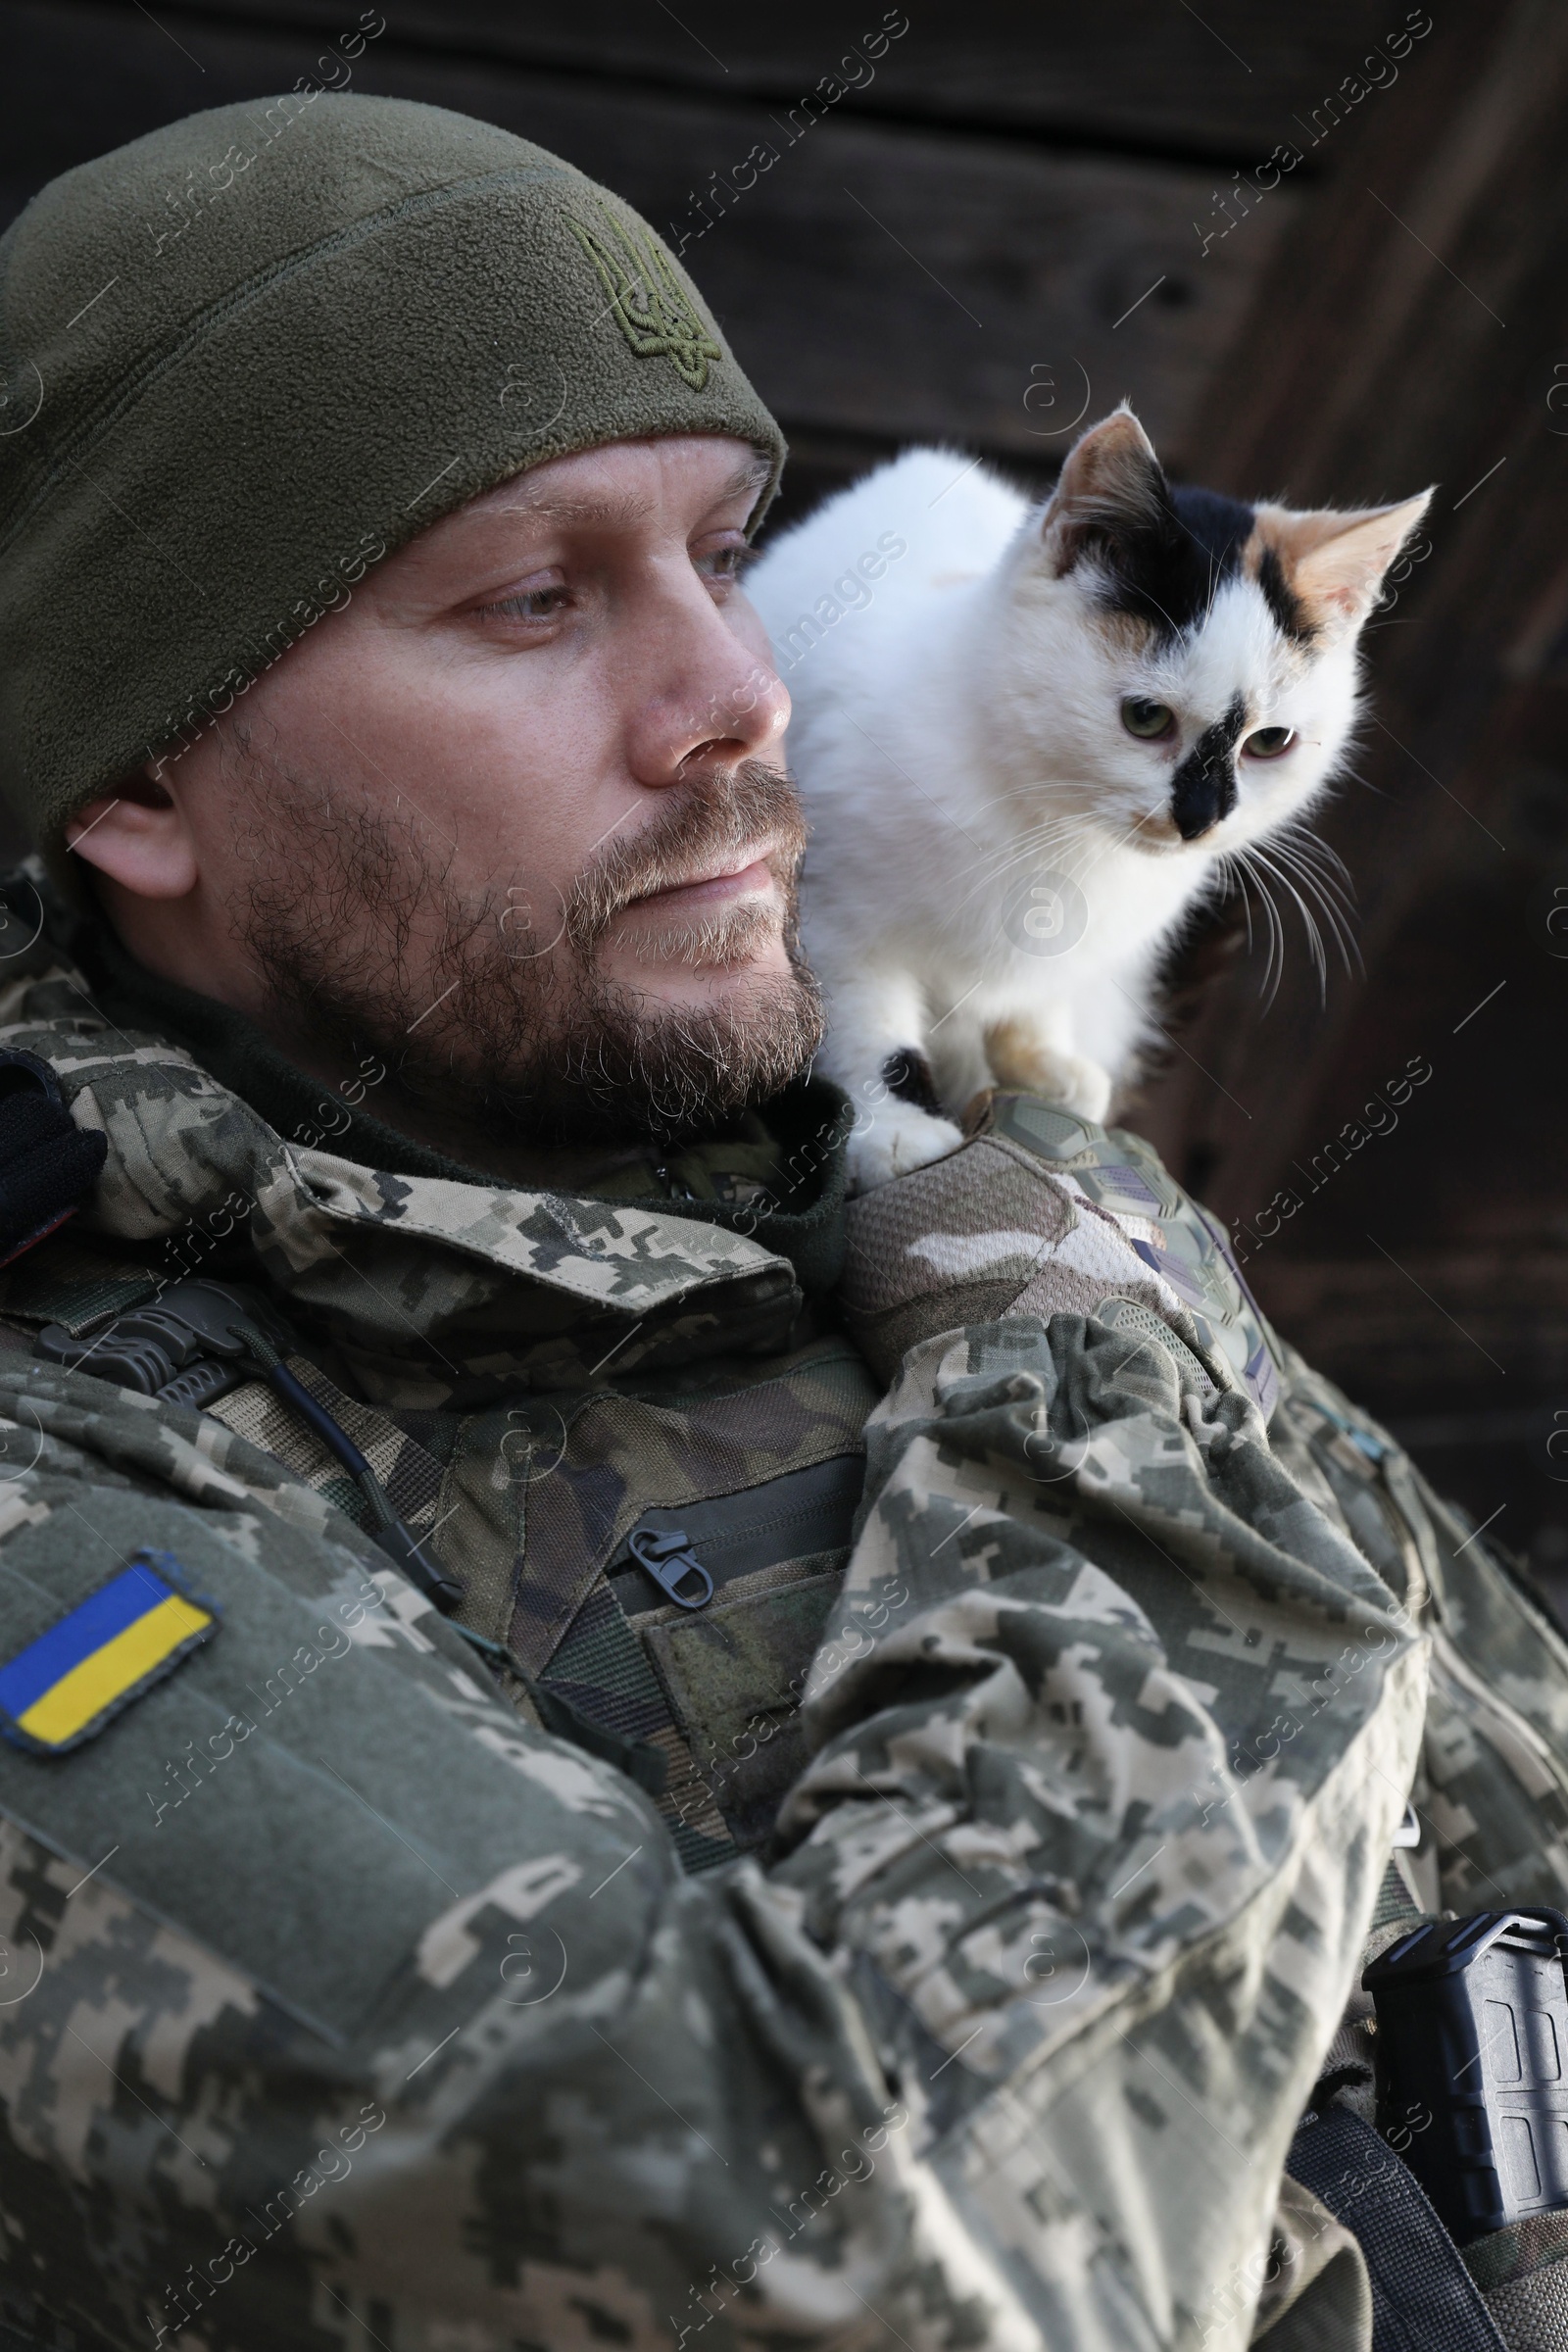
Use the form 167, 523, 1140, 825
0, 1550, 218, 1753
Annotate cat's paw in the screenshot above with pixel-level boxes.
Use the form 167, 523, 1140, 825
847, 1102, 964, 1192
1032, 1052, 1113, 1124
983, 1021, 1113, 1124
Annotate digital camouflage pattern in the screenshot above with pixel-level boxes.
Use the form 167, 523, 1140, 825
0, 877, 1560, 2349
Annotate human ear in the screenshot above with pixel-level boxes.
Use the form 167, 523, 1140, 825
64, 767, 198, 900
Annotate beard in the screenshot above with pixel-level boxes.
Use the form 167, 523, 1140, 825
230, 751, 823, 1151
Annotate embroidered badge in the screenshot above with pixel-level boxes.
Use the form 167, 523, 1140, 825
566, 213, 722, 392
0, 1551, 219, 1754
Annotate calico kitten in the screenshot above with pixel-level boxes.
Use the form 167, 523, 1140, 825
747, 408, 1429, 1190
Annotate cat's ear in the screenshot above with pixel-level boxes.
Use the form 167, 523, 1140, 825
1253, 492, 1433, 636
1039, 406, 1169, 576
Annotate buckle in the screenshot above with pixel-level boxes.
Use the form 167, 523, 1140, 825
32, 1280, 464, 1616
36, 1279, 293, 1404
628, 1528, 713, 1610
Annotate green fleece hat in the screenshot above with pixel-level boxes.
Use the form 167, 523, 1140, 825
0, 93, 785, 856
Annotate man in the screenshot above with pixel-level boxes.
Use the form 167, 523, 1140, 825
0, 89, 1559, 2352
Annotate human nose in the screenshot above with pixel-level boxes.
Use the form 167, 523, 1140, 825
624, 598, 790, 789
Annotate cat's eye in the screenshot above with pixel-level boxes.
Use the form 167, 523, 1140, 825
1243, 726, 1296, 760
1121, 698, 1175, 740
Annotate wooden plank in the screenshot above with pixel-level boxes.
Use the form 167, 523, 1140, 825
1211, 671, 1568, 1281
0, 0, 1298, 469
1132, 0, 1568, 1231
1246, 1251, 1568, 1409
166, 0, 1417, 161
621, 115, 1296, 466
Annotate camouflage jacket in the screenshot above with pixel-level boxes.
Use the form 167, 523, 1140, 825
0, 886, 1562, 2352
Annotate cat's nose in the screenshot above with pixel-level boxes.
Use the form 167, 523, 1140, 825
1169, 723, 1242, 840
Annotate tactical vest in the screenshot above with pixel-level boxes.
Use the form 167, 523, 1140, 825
0, 1242, 879, 1877
0, 1042, 1558, 2345
0, 1090, 1300, 1882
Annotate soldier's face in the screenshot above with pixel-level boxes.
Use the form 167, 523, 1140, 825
69, 437, 824, 1147
262, 433, 798, 997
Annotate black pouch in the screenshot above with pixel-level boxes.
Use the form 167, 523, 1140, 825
1366, 1908, 1568, 2243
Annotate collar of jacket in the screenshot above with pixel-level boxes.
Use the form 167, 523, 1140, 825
0, 864, 850, 1403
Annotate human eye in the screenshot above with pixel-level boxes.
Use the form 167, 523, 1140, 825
693, 535, 755, 596
473, 575, 570, 626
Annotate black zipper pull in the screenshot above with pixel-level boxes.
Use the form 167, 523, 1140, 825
628, 1528, 713, 1610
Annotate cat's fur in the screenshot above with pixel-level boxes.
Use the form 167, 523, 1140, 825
748, 408, 1429, 1189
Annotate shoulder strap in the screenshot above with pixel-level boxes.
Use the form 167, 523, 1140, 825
1287, 2103, 1507, 2350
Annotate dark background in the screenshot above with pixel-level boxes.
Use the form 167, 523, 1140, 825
4, 0, 1567, 1592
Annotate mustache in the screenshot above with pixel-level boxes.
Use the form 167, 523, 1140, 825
564, 760, 808, 955
228, 745, 823, 1151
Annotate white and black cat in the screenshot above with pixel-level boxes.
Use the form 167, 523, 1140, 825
748, 407, 1429, 1189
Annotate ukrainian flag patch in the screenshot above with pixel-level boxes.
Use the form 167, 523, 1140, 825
0, 1551, 219, 1754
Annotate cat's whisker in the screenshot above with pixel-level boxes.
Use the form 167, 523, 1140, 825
1272, 858, 1363, 981
984, 814, 1094, 858
938, 828, 1096, 925
1258, 880, 1288, 1008
1251, 848, 1329, 998
1233, 814, 1361, 977
1232, 849, 1288, 1005
1274, 823, 1355, 891
1278, 881, 1357, 976
945, 823, 1087, 891
1075, 816, 1153, 888
1266, 830, 1361, 966
1266, 833, 1351, 905
1237, 866, 1259, 961
1269, 837, 1358, 926
952, 814, 1098, 892
1239, 863, 1282, 1004
1251, 841, 1368, 996
1216, 853, 1258, 958
980, 783, 1095, 808
1230, 856, 1263, 961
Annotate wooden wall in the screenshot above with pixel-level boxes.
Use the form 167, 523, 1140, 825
5, 0, 1567, 1591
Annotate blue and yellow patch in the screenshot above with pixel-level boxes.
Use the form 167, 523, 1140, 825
0, 1552, 219, 1754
